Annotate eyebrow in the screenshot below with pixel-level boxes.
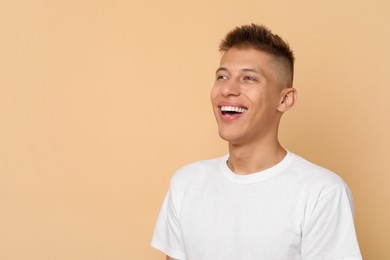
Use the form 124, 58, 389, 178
215, 67, 263, 75
215, 67, 228, 73
241, 68, 261, 74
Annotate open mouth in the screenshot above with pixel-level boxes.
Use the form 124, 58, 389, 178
220, 105, 248, 116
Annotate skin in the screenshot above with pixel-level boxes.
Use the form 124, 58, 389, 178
210, 47, 297, 174
165, 47, 297, 259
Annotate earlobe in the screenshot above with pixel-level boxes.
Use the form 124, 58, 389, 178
278, 88, 297, 112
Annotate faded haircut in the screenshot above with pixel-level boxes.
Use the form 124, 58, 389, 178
219, 24, 294, 88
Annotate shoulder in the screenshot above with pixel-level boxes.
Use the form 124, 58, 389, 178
286, 153, 356, 217
287, 153, 352, 199
170, 155, 226, 187
290, 153, 344, 183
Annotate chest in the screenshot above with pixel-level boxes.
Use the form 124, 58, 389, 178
178, 179, 305, 259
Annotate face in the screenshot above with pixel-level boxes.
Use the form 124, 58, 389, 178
210, 48, 291, 145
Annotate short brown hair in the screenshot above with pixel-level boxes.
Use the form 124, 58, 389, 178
220, 24, 294, 87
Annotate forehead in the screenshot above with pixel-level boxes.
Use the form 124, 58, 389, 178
219, 48, 274, 70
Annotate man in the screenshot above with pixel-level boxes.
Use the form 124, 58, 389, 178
151, 24, 362, 260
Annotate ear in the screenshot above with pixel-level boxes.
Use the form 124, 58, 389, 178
277, 87, 297, 112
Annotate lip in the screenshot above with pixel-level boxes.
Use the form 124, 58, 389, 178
218, 102, 248, 109
217, 102, 248, 122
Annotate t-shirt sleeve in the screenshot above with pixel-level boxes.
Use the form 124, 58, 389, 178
301, 183, 362, 260
151, 184, 186, 260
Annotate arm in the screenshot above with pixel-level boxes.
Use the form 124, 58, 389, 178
152, 181, 186, 260
301, 184, 361, 259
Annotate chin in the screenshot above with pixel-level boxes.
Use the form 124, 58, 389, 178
218, 131, 242, 143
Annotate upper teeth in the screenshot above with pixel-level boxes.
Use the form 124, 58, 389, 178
221, 106, 248, 113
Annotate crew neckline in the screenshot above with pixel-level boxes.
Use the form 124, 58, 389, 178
220, 151, 295, 184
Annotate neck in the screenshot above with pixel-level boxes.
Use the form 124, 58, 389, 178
227, 139, 286, 175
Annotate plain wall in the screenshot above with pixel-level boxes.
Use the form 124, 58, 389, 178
1, 0, 389, 259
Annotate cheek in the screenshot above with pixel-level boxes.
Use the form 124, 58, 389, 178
210, 86, 219, 103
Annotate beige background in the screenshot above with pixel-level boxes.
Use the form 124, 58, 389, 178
0, 0, 389, 259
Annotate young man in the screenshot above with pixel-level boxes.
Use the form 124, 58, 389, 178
151, 24, 362, 260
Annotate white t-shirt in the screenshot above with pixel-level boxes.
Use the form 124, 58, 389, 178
151, 152, 362, 260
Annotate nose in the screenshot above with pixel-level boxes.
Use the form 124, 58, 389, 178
222, 79, 240, 97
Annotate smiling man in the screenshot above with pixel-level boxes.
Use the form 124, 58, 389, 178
151, 24, 362, 260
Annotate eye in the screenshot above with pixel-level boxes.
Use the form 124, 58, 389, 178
244, 76, 257, 81
216, 75, 228, 80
